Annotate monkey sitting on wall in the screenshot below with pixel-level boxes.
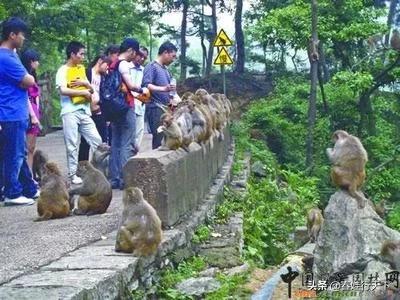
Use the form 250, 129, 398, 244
91, 143, 110, 178
35, 162, 70, 221
306, 208, 324, 243
32, 149, 48, 183
326, 130, 368, 208
69, 161, 112, 215
115, 187, 162, 256
157, 113, 183, 151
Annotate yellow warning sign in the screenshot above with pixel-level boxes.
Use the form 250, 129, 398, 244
214, 47, 233, 65
213, 29, 233, 47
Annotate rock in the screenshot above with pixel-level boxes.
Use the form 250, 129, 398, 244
199, 267, 219, 277
313, 191, 400, 283
224, 263, 250, 276
176, 277, 221, 296
251, 161, 267, 178
293, 226, 309, 247
197, 213, 244, 268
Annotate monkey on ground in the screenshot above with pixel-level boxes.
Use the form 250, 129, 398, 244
157, 113, 183, 151
91, 143, 110, 178
68, 161, 112, 215
32, 149, 48, 183
381, 240, 400, 270
307, 208, 324, 243
35, 162, 70, 221
326, 130, 368, 208
115, 187, 162, 256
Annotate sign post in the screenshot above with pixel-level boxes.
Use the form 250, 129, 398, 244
213, 29, 234, 95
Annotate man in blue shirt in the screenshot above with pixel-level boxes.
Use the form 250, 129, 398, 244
0, 17, 39, 206
142, 41, 177, 149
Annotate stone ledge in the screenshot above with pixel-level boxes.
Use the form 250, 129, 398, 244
123, 126, 232, 227
0, 142, 235, 300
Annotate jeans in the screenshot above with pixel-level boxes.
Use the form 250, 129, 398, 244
146, 106, 164, 149
62, 109, 102, 177
109, 109, 135, 186
0, 120, 37, 199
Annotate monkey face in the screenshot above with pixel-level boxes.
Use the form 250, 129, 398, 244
97, 143, 111, 153
76, 161, 89, 177
124, 187, 143, 204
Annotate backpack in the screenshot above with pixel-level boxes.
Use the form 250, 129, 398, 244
99, 60, 130, 122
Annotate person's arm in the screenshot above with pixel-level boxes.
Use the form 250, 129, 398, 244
56, 66, 91, 99
69, 79, 94, 93
27, 99, 39, 125
20, 74, 35, 89
142, 63, 175, 92
119, 61, 141, 92
4, 53, 34, 89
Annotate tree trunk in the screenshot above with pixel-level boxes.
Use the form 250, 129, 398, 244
180, 0, 189, 80
200, 0, 207, 76
85, 27, 91, 63
306, 0, 318, 170
234, 0, 245, 74
205, 0, 217, 77
148, 22, 153, 61
357, 55, 400, 136
385, 0, 398, 46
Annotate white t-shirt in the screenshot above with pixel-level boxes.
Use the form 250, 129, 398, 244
129, 64, 145, 115
55, 64, 91, 116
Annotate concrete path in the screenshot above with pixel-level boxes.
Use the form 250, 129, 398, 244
0, 130, 151, 285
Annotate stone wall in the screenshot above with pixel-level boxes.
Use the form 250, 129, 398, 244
123, 126, 232, 227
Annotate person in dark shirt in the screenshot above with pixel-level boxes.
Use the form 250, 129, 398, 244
142, 41, 177, 149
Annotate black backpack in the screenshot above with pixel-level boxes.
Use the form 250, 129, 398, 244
99, 60, 130, 122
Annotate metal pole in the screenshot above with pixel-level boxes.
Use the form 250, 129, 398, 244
222, 64, 226, 95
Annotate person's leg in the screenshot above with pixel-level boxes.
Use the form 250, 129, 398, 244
26, 133, 36, 170
148, 107, 164, 149
109, 120, 122, 188
62, 111, 80, 178
79, 112, 101, 158
78, 136, 90, 162
1, 120, 36, 202
135, 113, 145, 151
120, 109, 136, 183
93, 114, 108, 143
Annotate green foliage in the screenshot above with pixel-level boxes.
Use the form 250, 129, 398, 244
387, 203, 400, 231
205, 273, 251, 300
191, 225, 211, 244
156, 256, 207, 299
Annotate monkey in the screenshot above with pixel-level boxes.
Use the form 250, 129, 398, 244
35, 162, 70, 221
115, 187, 162, 256
157, 113, 183, 151
391, 30, 400, 51
381, 240, 400, 270
307, 39, 320, 62
68, 161, 112, 215
186, 99, 207, 145
174, 107, 194, 151
373, 199, 386, 219
306, 208, 324, 243
32, 149, 49, 183
367, 34, 383, 52
91, 143, 110, 178
326, 130, 368, 209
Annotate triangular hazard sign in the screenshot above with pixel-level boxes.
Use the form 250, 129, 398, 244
214, 47, 233, 65
213, 29, 233, 47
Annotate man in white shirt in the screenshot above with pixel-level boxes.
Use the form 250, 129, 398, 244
55, 41, 101, 184
129, 47, 149, 153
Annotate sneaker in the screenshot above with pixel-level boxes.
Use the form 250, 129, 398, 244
71, 175, 83, 185
4, 196, 35, 206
